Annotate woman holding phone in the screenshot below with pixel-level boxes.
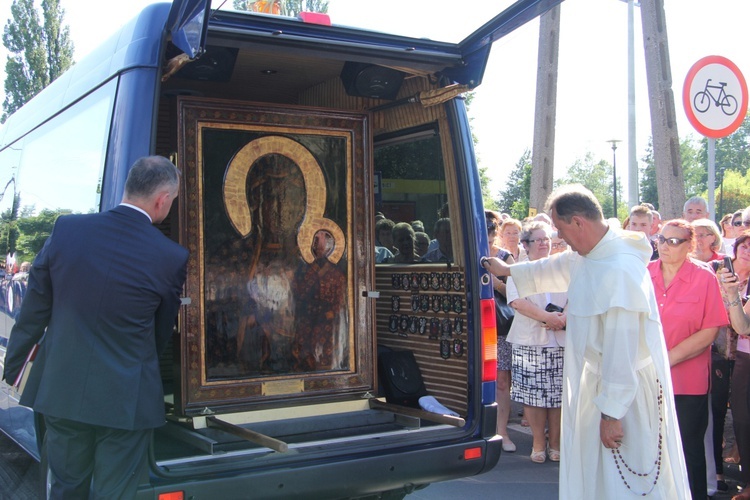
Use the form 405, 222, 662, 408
717, 229, 750, 500
648, 220, 729, 500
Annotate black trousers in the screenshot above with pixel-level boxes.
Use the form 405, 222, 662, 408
43, 415, 151, 499
731, 353, 750, 484
711, 355, 733, 474
675, 394, 709, 500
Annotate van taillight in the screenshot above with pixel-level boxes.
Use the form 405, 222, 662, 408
158, 492, 184, 500
481, 298, 498, 382
464, 446, 483, 460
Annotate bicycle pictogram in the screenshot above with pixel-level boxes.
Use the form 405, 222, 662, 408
693, 78, 738, 115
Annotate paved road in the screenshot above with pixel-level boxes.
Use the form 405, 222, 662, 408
0, 431, 39, 500
0, 401, 744, 499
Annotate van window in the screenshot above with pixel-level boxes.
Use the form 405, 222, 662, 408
373, 125, 448, 263
0, 80, 115, 266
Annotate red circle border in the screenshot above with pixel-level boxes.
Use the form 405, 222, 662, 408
682, 55, 748, 139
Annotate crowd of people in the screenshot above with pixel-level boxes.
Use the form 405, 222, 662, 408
368, 190, 750, 498
482, 187, 750, 500
374, 204, 455, 264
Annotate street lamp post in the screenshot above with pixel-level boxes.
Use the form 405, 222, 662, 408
608, 140, 622, 219
718, 166, 726, 219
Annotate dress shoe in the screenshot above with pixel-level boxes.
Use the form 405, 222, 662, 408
501, 436, 516, 452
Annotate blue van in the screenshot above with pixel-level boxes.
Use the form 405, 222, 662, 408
0, 1, 560, 497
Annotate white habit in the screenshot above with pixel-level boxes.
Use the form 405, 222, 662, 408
510, 229, 690, 499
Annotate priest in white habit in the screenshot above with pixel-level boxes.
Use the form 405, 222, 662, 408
482, 184, 689, 499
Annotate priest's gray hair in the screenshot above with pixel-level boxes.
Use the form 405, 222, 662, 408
545, 184, 603, 223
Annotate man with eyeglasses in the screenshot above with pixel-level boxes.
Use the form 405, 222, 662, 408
482, 184, 689, 499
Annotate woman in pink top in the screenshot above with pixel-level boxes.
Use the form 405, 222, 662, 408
647, 219, 729, 500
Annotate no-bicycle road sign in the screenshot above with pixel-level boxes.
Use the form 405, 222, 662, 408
683, 55, 748, 139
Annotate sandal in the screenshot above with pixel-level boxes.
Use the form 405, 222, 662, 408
725, 444, 740, 464
547, 447, 560, 462
725, 455, 741, 465
530, 449, 546, 464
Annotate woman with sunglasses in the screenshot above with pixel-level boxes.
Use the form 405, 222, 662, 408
724, 210, 747, 258
647, 219, 729, 500
721, 213, 734, 238
717, 229, 750, 500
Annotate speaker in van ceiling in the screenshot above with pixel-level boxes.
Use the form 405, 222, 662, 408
340, 62, 405, 100
175, 47, 238, 82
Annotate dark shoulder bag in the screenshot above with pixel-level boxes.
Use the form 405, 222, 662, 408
494, 290, 515, 337
493, 250, 515, 337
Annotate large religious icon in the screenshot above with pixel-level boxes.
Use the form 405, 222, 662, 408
176, 98, 373, 415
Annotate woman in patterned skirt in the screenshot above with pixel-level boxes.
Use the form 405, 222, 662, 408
506, 221, 567, 463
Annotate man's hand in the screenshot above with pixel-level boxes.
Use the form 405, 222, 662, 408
600, 417, 624, 449
481, 256, 511, 277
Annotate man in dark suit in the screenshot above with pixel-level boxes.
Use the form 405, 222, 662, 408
2, 156, 188, 498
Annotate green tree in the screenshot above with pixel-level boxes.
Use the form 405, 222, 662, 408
2, 0, 74, 122
0, 193, 20, 259
558, 152, 626, 221
233, 0, 329, 15
496, 150, 531, 220
698, 113, 750, 177
479, 166, 499, 211
15, 207, 68, 262
639, 139, 658, 209
710, 169, 750, 220
639, 136, 704, 209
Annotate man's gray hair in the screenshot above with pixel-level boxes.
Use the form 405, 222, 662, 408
544, 184, 603, 223
683, 196, 708, 212
124, 156, 180, 200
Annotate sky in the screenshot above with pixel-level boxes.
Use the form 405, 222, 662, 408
1, 0, 749, 205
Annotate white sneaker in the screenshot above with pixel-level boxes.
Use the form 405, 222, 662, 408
501, 436, 516, 452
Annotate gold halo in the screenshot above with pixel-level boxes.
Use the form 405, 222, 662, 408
223, 135, 345, 264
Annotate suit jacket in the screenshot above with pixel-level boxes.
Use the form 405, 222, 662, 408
2, 206, 188, 430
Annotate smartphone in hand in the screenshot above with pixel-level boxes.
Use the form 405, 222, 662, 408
724, 256, 735, 275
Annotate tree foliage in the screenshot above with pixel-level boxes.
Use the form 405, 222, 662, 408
639, 136, 704, 210
233, 0, 329, 15
2, 0, 73, 122
374, 135, 444, 180
0, 194, 20, 259
15, 207, 66, 260
496, 150, 532, 220
698, 113, 750, 177
557, 152, 626, 221
710, 169, 750, 220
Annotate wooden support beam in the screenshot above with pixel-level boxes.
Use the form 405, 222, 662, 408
206, 416, 289, 453
369, 399, 465, 427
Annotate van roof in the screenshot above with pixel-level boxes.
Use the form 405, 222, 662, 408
0, 0, 561, 150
